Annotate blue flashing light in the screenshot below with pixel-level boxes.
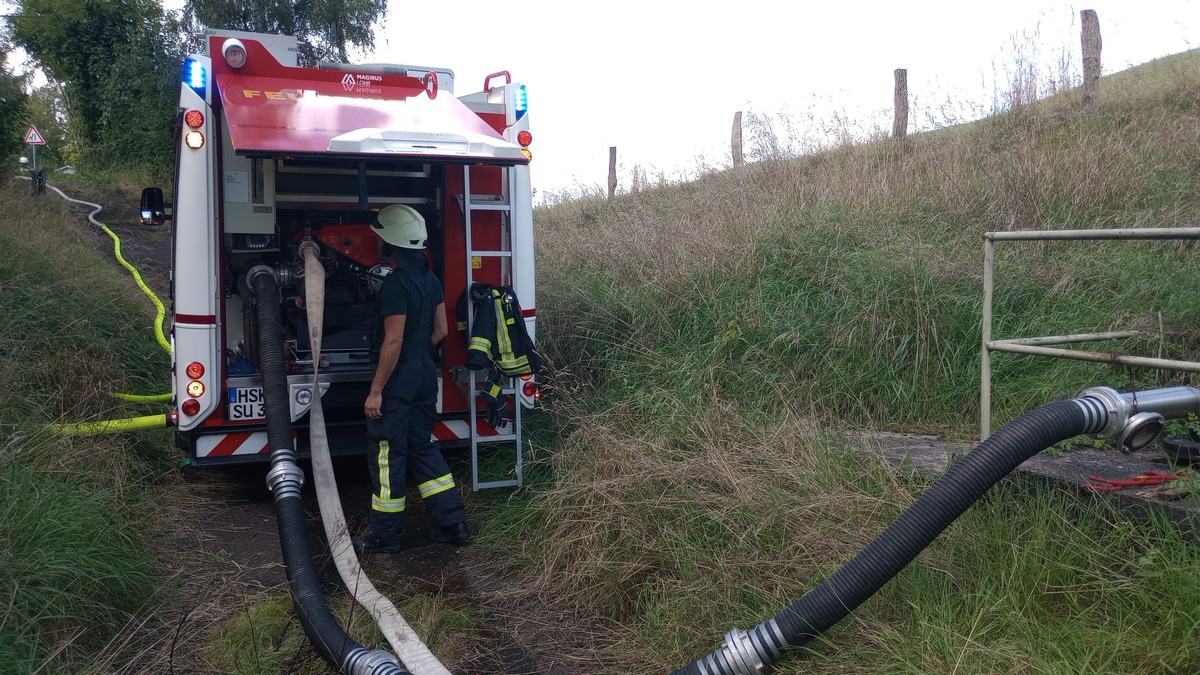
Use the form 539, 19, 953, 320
183, 58, 207, 97
513, 84, 528, 121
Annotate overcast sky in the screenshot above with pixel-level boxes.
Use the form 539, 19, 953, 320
15, 1, 1200, 198
360, 0, 1199, 199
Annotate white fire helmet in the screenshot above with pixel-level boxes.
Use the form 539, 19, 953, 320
372, 204, 427, 249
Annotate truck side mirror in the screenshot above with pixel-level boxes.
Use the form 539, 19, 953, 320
140, 187, 168, 225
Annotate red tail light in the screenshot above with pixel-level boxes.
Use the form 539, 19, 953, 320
186, 361, 205, 378
181, 399, 201, 415
517, 130, 533, 146
522, 381, 540, 400
184, 110, 204, 129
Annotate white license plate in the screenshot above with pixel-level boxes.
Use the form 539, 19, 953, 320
228, 387, 265, 420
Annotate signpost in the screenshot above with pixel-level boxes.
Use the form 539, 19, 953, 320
24, 125, 45, 170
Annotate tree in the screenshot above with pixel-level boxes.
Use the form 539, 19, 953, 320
10, 0, 184, 173
0, 29, 30, 174
183, 0, 387, 63
0, 64, 29, 175
25, 84, 69, 169
93, 12, 186, 174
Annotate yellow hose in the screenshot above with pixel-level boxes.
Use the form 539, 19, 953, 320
51, 414, 169, 436
99, 221, 171, 355
45, 183, 172, 356
111, 392, 173, 403
41, 183, 174, 417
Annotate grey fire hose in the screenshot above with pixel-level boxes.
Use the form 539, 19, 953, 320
300, 243, 452, 674
250, 266, 409, 675
672, 386, 1199, 674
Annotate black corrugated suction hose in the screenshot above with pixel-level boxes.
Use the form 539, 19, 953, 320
251, 269, 410, 675
672, 396, 1108, 674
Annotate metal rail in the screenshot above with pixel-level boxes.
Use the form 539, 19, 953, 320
980, 227, 1200, 441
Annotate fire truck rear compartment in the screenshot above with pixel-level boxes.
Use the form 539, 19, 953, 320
220, 156, 515, 432
223, 158, 447, 416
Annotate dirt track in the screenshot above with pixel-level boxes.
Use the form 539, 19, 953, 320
54, 182, 563, 674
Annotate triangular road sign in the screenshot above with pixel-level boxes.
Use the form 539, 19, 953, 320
24, 125, 45, 145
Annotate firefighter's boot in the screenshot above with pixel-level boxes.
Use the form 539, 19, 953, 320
352, 532, 405, 556
428, 521, 474, 546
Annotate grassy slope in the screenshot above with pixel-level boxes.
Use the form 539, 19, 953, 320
477, 50, 1200, 672
0, 181, 173, 673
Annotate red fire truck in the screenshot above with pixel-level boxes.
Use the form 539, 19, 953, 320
144, 30, 537, 489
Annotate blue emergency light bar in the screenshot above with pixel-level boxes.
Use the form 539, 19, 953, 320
514, 84, 528, 121
184, 58, 207, 99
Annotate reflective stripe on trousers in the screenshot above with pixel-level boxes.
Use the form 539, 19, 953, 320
418, 473, 456, 499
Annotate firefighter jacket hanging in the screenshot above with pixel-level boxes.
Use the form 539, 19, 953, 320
465, 283, 542, 377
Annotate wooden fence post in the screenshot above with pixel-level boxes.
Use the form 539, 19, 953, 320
1081, 9, 1101, 114
731, 111, 744, 174
892, 68, 908, 139
608, 146, 617, 199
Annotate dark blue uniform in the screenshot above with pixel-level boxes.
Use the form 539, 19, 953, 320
365, 254, 465, 545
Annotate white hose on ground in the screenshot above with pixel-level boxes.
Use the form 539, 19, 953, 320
302, 244, 452, 675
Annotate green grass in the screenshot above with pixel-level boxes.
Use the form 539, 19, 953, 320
859, 484, 1199, 673
475, 45, 1200, 673
0, 179, 173, 673
208, 582, 486, 674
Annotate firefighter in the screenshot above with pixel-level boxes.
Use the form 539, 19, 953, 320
355, 204, 473, 555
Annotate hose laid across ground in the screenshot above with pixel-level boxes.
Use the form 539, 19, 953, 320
49, 414, 168, 435
251, 267, 408, 675
43, 182, 171, 356
39, 180, 172, 436
671, 395, 1110, 674
301, 244, 452, 675
111, 392, 173, 403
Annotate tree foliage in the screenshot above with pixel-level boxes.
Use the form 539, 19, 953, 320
93, 13, 186, 172
24, 84, 69, 169
0, 63, 29, 174
183, 0, 388, 63
10, 0, 184, 173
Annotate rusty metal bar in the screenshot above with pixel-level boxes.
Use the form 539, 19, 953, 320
985, 228, 1200, 242
979, 227, 1200, 441
993, 331, 1142, 347
986, 342, 1200, 372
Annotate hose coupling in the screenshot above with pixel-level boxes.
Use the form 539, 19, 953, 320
298, 238, 320, 258
1117, 412, 1165, 452
698, 629, 767, 675
1079, 385, 1200, 449
343, 647, 404, 675
1077, 386, 1128, 439
265, 462, 305, 497
247, 264, 278, 288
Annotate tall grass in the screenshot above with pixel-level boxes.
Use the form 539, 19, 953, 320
479, 49, 1200, 672
0, 180, 172, 673
536, 48, 1200, 433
